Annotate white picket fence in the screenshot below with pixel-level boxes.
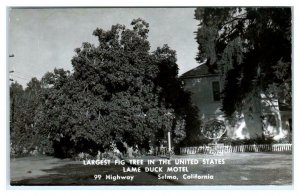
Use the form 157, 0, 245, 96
180, 143, 292, 155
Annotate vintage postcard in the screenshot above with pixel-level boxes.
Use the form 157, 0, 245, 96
7, 7, 293, 187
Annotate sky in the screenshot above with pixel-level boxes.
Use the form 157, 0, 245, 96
8, 8, 199, 87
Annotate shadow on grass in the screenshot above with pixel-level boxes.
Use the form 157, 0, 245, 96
10, 152, 293, 186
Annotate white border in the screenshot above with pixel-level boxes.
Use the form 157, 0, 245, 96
1, 0, 299, 195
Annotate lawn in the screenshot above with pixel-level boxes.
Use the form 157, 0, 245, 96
10, 152, 292, 186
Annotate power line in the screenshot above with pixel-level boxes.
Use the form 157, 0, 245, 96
13, 71, 35, 78
10, 75, 30, 81
11, 73, 30, 79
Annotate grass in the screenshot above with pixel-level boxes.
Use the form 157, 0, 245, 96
10, 152, 292, 186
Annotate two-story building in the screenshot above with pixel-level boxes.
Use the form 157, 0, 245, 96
180, 62, 291, 140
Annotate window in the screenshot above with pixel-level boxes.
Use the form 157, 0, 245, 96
212, 81, 220, 101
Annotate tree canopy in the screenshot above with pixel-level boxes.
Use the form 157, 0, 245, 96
194, 7, 292, 117
10, 78, 50, 155
27, 19, 199, 157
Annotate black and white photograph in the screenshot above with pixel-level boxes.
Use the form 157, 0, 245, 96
7, 6, 293, 187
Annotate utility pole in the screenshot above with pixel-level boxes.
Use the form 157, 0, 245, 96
9, 54, 15, 121
9, 54, 15, 82
9, 54, 16, 157
165, 111, 174, 158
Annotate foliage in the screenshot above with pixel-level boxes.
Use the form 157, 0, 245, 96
153, 45, 201, 144
194, 7, 292, 117
31, 19, 197, 157
218, 134, 289, 145
10, 82, 26, 152
10, 78, 52, 156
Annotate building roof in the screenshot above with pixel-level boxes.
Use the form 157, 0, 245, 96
180, 62, 220, 79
